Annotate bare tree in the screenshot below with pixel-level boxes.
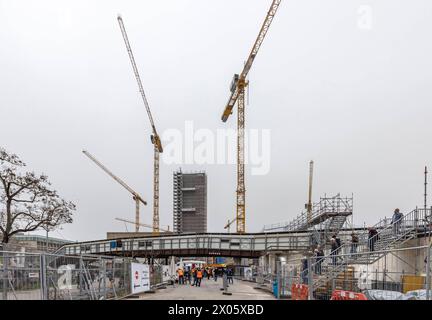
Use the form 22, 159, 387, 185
0, 147, 75, 244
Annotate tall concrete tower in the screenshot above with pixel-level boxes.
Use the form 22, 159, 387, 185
173, 170, 207, 233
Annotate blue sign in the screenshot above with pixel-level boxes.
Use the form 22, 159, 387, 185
215, 257, 226, 264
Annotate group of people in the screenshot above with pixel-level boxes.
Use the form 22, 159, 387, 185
176, 266, 234, 287
213, 267, 234, 283
301, 208, 406, 280
367, 208, 404, 251
335, 208, 405, 256
177, 267, 204, 286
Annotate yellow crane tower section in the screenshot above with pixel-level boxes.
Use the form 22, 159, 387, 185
220, 0, 282, 234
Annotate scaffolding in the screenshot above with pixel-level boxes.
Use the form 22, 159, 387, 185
263, 194, 353, 239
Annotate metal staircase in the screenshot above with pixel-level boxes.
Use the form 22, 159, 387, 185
307, 207, 432, 292
263, 194, 353, 234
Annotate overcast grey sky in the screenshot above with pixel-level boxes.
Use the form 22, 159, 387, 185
1, 0, 431, 241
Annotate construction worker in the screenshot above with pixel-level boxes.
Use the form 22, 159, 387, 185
177, 268, 184, 285
196, 268, 203, 287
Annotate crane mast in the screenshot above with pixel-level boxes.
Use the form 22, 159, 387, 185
82, 150, 147, 232
118, 15, 163, 234
220, 0, 282, 234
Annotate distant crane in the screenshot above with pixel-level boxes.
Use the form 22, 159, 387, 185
220, 0, 282, 234
118, 15, 163, 234
115, 217, 170, 233
82, 150, 147, 232
224, 218, 237, 233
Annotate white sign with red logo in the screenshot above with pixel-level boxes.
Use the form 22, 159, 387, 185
131, 263, 150, 294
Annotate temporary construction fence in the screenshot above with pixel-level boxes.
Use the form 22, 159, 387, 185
0, 250, 169, 300
274, 243, 432, 300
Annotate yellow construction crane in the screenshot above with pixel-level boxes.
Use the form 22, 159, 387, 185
117, 15, 163, 234
115, 217, 170, 233
82, 150, 147, 232
220, 0, 282, 234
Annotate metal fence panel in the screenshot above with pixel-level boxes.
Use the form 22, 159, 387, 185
1, 251, 134, 300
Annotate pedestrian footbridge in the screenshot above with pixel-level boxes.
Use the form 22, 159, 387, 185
60, 231, 313, 258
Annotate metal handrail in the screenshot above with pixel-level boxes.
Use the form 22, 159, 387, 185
263, 195, 353, 233
301, 208, 432, 290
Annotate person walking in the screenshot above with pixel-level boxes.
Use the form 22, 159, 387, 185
301, 258, 308, 284
330, 236, 339, 265
314, 246, 324, 275
368, 227, 378, 251
191, 268, 197, 286
350, 232, 359, 257
214, 268, 218, 282
184, 268, 190, 284
336, 235, 342, 262
392, 208, 404, 236
207, 267, 212, 280
227, 268, 234, 284
196, 268, 203, 287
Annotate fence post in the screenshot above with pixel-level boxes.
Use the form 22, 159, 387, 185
277, 260, 283, 299
307, 257, 313, 300
103, 259, 108, 299
79, 256, 83, 296
2, 250, 8, 300
40, 253, 48, 300
426, 243, 431, 300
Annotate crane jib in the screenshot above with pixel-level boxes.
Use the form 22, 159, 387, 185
82, 150, 148, 206
117, 16, 163, 152
220, 0, 282, 123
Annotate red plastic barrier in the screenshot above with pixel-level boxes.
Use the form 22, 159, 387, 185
291, 284, 309, 300
330, 290, 367, 300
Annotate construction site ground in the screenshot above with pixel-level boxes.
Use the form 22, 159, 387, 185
129, 278, 275, 300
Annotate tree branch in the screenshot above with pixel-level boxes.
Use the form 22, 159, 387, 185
9, 180, 37, 199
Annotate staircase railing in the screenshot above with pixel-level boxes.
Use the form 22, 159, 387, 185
300, 207, 431, 292
263, 194, 353, 233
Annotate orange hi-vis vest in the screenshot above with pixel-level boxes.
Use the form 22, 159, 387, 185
178, 269, 184, 276
197, 270, 203, 279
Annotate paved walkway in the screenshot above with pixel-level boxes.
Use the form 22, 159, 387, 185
133, 278, 275, 300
